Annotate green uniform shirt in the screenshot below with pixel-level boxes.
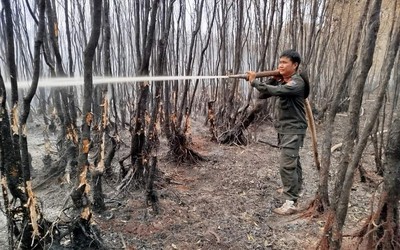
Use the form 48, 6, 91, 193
251, 73, 307, 134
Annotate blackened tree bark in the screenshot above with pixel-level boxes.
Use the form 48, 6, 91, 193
70, 0, 104, 248
143, 0, 175, 212
166, 0, 213, 162
44, 0, 78, 181
219, 0, 277, 146
0, 71, 15, 250
164, 0, 183, 140
226, 0, 244, 127
102, 0, 118, 178
124, 0, 160, 189
1, 1, 52, 248
92, 0, 114, 212
64, 0, 74, 76
92, 92, 107, 212
18, 0, 46, 246
1, 0, 26, 204
64, 0, 78, 127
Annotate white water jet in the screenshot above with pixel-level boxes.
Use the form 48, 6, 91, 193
4, 75, 230, 89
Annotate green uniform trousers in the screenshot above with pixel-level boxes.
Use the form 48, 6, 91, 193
278, 133, 304, 202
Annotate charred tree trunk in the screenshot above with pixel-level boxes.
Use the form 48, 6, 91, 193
102, 0, 117, 177
328, 0, 382, 248
188, 0, 217, 117
338, 5, 400, 249
45, 0, 79, 181
0, 71, 15, 250
18, 0, 47, 247
124, 0, 160, 189
219, 98, 268, 145
371, 117, 400, 249
353, 115, 400, 249
169, 0, 207, 163
315, 0, 371, 224
207, 101, 218, 141
1, 1, 53, 248
70, 0, 104, 248
92, 92, 108, 212
226, 0, 244, 128
1, 0, 26, 203
64, 0, 74, 76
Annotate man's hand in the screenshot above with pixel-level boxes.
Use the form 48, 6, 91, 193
246, 71, 256, 83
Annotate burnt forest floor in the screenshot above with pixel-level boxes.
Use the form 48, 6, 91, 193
0, 98, 385, 249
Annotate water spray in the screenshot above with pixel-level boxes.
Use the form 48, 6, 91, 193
4, 70, 280, 88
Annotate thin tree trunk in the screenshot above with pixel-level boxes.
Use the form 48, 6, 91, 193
317, 0, 371, 218
372, 116, 400, 249
128, 0, 160, 187
188, 0, 217, 116
1, 0, 27, 204
177, 0, 205, 127
18, 0, 46, 245
64, 0, 74, 76
0, 70, 15, 250
71, 0, 103, 248
331, 0, 382, 248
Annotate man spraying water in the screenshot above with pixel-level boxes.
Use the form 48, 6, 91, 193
246, 49, 309, 215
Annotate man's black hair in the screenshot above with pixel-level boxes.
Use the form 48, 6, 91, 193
280, 49, 301, 67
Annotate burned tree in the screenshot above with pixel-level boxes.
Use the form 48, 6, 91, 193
130, 0, 160, 184
356, 116, 400, 249
218, 1, 277, 146
0, 0, 53, 248
306, 0, 371, 219
317, 0, 383, 248
0, 69, 16, 250
44, 0, 79, 182
166, 0, 207, 163
70, 0, 104, 248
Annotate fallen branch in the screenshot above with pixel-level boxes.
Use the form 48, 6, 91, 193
257, 139, 279, 148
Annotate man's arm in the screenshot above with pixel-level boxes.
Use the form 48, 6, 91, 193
251, 79, 305, 97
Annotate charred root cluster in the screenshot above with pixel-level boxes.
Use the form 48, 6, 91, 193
70, 184, 105, 249
7, 207, 55, 250
169, 128, 206, 163
218, 104, 265, 145
71, 217, 104, 250
218, 123, 248, 145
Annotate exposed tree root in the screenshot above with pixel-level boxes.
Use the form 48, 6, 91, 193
219, 99, 271, 146
206, 101, 218, 142
218, 124, 248, 145
72, 217, 105, 250
357, 164, 381, 186
145, 157, 159, 214
315, 211, 335, 250
300, 195, 326, 219
6, 203, 57, 250
169, 128, 207, 163
348, 191, 400, 249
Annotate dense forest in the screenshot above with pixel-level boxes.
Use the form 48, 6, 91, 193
0, 0, 400, 249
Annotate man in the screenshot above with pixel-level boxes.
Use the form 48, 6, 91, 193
246, 49, 308, 215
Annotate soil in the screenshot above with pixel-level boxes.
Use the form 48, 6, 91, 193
0, 105, 383, 250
